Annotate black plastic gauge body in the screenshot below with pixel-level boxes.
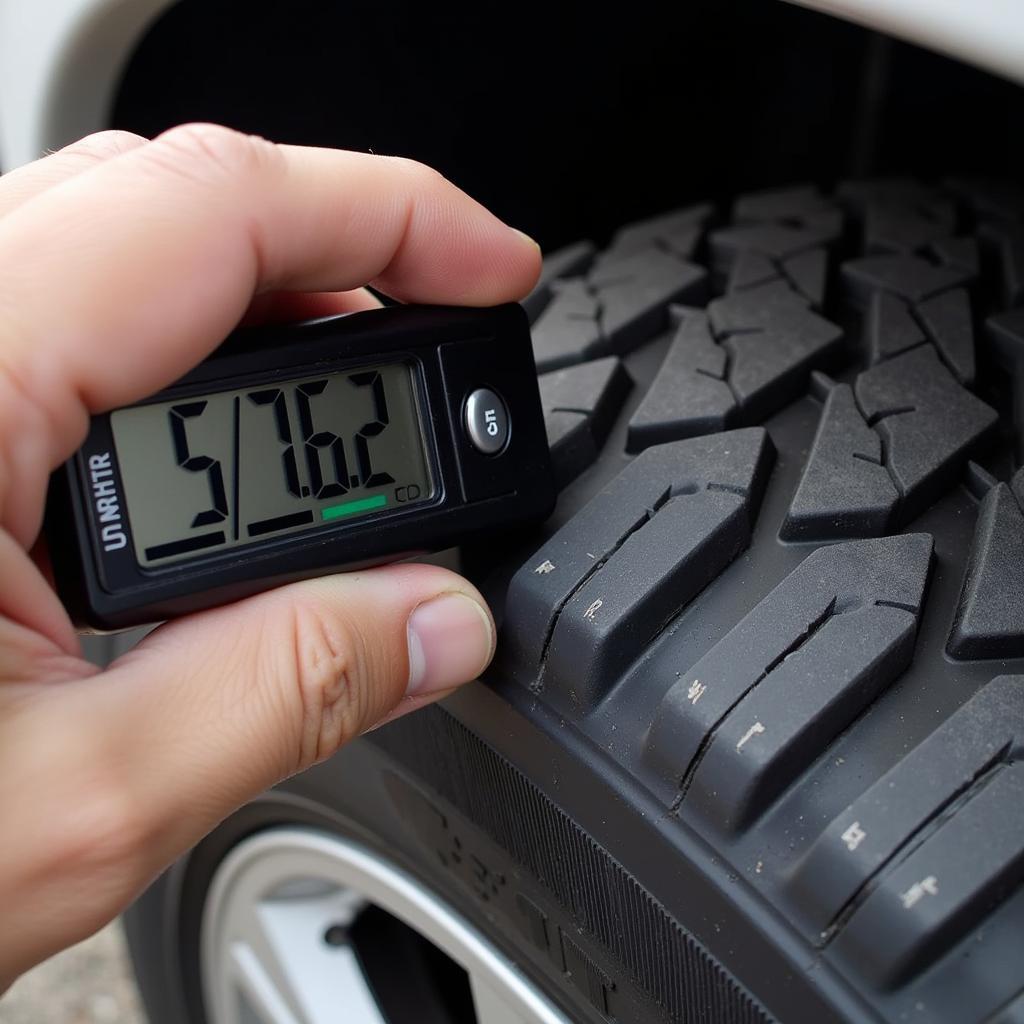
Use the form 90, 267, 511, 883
45, 304, 554, 631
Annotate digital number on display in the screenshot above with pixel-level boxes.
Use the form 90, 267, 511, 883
111, 361, 433, 567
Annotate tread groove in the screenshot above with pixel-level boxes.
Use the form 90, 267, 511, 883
675, 597, 840, 803
532, 494, 669, 693
821, 744, 1014, 941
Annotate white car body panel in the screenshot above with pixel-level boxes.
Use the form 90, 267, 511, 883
788, 0, 1024, 86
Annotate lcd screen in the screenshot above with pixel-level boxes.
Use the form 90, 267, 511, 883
111, 362, 433, 567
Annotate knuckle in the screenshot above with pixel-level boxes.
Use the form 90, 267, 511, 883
285, 601, 372, 768
144, 123, 282, 187
58, 129, 146, 165
385, 155, 446, 190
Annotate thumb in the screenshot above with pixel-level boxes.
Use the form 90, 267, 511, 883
90, 562, 492, 856
0, 563, 495, 982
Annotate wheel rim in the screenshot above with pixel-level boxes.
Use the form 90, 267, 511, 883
200, 827, 570, 1024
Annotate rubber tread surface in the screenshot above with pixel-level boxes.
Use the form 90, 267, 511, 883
504, 181, 1024, 1022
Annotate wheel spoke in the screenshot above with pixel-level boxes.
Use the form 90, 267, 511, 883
202, 830, 571, 1024
250, 890, 385, 1024
218, 885, 385, 1024
469, 975, 536, 1024
228, 941, 303, 1024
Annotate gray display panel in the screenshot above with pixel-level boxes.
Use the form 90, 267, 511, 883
111, 362, 433, 567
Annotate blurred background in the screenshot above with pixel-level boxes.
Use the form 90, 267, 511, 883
104, 0, 1024, 248
0, 925, 143, 1024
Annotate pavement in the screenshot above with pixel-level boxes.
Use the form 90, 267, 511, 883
0, 641, 152, 1024
0, 923, 146, 1024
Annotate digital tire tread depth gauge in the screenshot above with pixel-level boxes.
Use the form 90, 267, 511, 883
46, 304, 555, 630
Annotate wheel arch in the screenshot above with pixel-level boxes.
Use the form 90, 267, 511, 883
0, 0, 176, 170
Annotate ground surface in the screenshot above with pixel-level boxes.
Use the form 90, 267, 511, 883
0, 923, 145, 1024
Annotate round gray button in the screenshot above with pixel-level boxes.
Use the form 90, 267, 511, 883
464, 388, 510, 455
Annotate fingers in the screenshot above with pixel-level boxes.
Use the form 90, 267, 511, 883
0, 130, 147, 219
240, 286, 382, 326
0, 535, 78, 654
0, 562, 492, 980
0, 123, 540, 547
90, 561, 491, 829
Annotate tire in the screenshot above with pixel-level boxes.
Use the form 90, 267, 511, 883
125, 179, 1024, 1024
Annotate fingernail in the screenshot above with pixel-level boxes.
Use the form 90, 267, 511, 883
512, 227, 541, 251
406, 593, 494, 696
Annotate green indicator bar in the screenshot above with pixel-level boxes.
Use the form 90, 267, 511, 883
321, 493, 388, 521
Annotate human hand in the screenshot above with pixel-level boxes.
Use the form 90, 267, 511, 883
0, 125, 540, 987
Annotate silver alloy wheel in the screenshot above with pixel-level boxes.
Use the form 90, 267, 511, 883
200, 827, 571, 1024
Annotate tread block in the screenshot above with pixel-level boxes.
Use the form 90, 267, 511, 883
781, 247, 828, 307
841, 255, 973, 307
732, 184, 844, 237
866, 200, 956, 254
712, 223, 830, 268
687, 604, 918, 832
865, 204, 955, 257
530, 279, 605, 372
712, 226, 831, 301
522, 240, 597, 322
531, 249, 707, 373
627, 313, 735, 450
503, 430, 773, 707
862, 276, 975, 388
504, 449, 683, 676
544, 494, 747, 711
915, 287, 975, 386
785, 348, 997, 540
595, 203, 712, 268
855, 347, 998, 522
707, 287, 844, 421
990, 991, 1024, 1023
539, 357, 633, 489
868, 290, 926, 363
984, 307, 1024, 351
832, 762, 1024, 987
984, 222, 1024, 309
947, 178, 1024, 306
727, 249, 779, 292
712, 185, 842, 305
627, 291, 843, 452
726, 247, 828, 308
645, 535, 933, 825
839, 178, 956, 255
592, 249, 708, 352
947, 469, 1024, 659
946, 178, 1024, 222
789, 673, 1024, 936
781, 382, 897, 540
986, 309, 1024, 458
930, 236, 980, 276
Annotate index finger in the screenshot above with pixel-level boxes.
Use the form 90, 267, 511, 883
0, 124, 541, 546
